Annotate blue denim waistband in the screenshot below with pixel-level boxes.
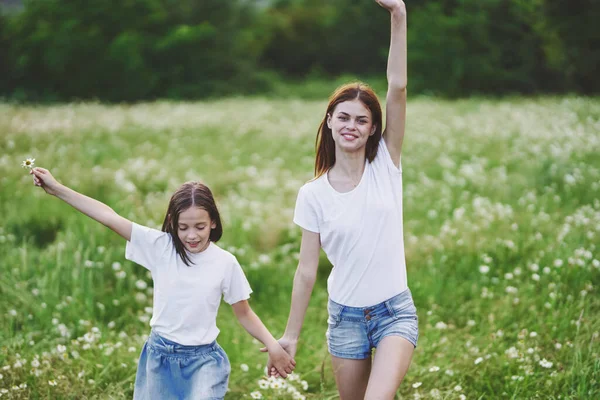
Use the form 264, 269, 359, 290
148, 330, 218, 356
328, 288, 414, 323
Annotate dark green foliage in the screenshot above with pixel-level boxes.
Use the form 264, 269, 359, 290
1, 0, 598, 100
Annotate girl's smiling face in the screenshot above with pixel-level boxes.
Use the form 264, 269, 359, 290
177, 206, 216, 253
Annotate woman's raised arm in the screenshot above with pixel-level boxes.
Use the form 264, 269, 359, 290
377, 0, 407, 166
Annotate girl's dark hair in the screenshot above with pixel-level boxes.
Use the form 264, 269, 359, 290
161, 182, 223, 266
315, 82, 383, 177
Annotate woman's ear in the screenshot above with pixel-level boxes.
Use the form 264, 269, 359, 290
370, 125, 377, 136
327, 113, 332, 129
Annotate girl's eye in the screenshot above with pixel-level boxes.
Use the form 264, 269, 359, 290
338, 116, 348, 121
179, 227, 187, 231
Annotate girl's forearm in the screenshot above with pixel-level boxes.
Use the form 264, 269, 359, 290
54, 184, 132, 241
236, 309, 279, 349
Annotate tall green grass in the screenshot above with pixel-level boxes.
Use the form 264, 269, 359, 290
0, 97, 599, 399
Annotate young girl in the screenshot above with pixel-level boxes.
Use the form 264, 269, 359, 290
265, 1, 415, 399
30, 167, 295, 400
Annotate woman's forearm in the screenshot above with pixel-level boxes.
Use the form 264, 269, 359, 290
283, 268, 317, 341
387, 8, 407, 90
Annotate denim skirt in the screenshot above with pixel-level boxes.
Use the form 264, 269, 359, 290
326, 288, 419, 359
134, 331, 230, 400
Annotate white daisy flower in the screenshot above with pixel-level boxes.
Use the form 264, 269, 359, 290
22, 158, 35, 169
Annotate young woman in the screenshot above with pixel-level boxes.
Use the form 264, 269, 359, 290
264, 1, 415, 398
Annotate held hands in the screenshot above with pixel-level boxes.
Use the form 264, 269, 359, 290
30, 167, 61, 196
375, 0, 406, 15
260, 337, 297, 378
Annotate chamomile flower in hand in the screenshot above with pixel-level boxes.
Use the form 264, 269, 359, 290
22, 158, 35, 169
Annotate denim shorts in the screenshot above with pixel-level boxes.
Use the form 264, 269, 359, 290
326, 288, 419, 359
134, 331, 230, 400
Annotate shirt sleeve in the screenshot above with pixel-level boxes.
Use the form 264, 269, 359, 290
375, 139, 402, 174
125, 222, 172, 272
293, 185, 320, 233
222, 256, 253, 305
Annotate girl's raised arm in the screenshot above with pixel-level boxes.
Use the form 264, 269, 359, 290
378, 0, 407, 166
31, 167, 133, 241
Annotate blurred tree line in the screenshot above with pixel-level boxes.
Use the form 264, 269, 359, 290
0, 0, 598, 101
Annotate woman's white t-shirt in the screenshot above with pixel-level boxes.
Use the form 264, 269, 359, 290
294, 139, 408, 307
125, 223, 252, 345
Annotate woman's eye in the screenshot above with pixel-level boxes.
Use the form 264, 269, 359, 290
179, 227, 187, 231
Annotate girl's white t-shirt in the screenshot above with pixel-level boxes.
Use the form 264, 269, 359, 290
125, 223, 252, 345
294, 139, 408, 307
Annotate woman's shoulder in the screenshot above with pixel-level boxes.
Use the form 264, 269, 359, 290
299, 174, 327, 194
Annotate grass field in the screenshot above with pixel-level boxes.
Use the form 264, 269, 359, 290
1, 96, 599, 399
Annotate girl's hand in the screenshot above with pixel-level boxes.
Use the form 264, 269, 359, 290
30, 167, 62, 196
261, 336, 297, 377
265, 342, 296, 379
375, 0, 406, 15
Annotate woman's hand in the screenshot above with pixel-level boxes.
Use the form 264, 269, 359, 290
265, 340, 296, 378
261, 336, 298, 377
30, 167, 62, 196
375, 0, 406, 15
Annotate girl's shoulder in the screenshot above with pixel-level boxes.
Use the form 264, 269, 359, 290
205, 242, 239, 266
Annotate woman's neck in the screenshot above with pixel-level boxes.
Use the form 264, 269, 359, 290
329, 148, 366, 188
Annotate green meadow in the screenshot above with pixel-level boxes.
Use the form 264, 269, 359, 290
1, 97, 599, 399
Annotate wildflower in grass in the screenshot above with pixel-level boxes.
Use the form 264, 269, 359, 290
555, 343, 562, 350
240, 363, 249, 372
429, 366, 440, 372
21, 158, 35, 169
412, 382, 422, 388
135, 280, 148, 290
505, 286, 518, 294
9, 309, 17, 316
454, 385, 462, 391
250, 392, 262, 399
258, 379, 269, 389
56, 344, 66, 353
479, 265, 490, 274
459, 395, 467, 400
435, 321, 448, 329
474, 357, 484, 364
539, 359, 553, 368
48, 380, 57, 386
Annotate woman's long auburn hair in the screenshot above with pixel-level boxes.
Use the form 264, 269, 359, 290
161, 182, 223, 266
315, 82, 383, 177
